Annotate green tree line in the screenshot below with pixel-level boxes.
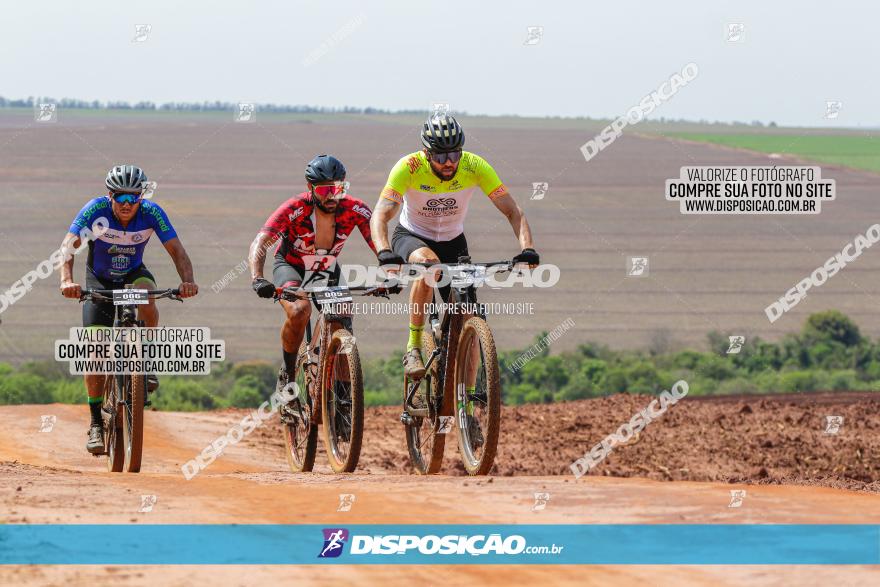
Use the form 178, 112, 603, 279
0, 95, 441, 115
0, 310, 876, 410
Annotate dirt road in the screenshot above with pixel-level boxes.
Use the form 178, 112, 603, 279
1, 397, 878, 585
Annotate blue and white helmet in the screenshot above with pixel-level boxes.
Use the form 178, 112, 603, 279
105, 164, 148, 194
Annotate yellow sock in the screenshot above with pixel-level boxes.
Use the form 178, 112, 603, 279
407, 324, 423, 352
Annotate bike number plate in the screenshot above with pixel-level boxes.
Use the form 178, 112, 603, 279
112, 289, 149, 305
314, 286, 353, 305
448, 265, 486, 288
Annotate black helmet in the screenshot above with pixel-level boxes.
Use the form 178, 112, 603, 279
305, 155, 346, 183
421, 114, 464, 152
105, 164, 148, 194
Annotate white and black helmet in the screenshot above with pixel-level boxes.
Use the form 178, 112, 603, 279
421, 114, 465, 152
105, 164, 148, 194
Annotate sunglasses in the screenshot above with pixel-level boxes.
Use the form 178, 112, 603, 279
429, 150, 462, 165
111, 193, 141, 205
312, 181, 349, 198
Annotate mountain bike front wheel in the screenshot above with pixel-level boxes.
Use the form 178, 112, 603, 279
123, 373, 146, 473
454, 316, 501, 476
320, 328, 364, 473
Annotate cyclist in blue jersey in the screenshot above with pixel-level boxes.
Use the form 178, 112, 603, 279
59, 165, 199, 454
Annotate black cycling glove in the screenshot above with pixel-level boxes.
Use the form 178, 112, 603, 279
377, 249, 405, 266
513, 248, 540, 265
252, 277, 276, 299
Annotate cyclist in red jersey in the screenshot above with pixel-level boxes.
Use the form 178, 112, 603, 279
248, 155, 377, 380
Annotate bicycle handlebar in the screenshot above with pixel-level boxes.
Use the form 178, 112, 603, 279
79, 289, 183, 302
273, 282, 402, 302
403, 260, 515, 273
406, 260, 512, 268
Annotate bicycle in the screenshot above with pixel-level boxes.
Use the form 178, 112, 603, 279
401, 256, 512, 476
272, 277, 400, 473
78, 286, 182, 473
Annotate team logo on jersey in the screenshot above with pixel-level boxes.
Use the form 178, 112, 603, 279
407, 156, 422, 174
108, 245, 137, 255
111, 255, 131, 271
352, 204, 371, 219
462, 156, 476, 174
419, 184, 436, 192
288, 208, 305, 223
132, 233, 144, 243
423, 197, 459, 217
426, 197, 456, 208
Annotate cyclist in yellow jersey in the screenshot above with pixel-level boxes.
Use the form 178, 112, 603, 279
370, 114, 539, 420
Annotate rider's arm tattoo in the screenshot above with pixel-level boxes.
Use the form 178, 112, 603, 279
370, 197, 400, 252
249, 232, 278, 280
164, 238, 196, 283
492, 193, 535, 250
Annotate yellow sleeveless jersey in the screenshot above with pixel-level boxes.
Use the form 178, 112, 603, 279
381, 151, 506, 241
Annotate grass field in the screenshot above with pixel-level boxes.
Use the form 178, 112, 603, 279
670, 133, 880, 173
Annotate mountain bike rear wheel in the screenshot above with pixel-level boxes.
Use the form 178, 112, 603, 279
282, 341, 318, 472
104, 375, 124, 473
405, 329, 446, 474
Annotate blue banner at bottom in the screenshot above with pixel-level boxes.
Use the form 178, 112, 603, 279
0, 525, 878, 565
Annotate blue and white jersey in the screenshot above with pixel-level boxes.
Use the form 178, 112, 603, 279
69, 197, 178, 281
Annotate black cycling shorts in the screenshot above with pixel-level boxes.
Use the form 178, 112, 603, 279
392, 225, 470, 265
82, 265, 157, 327
272, 255, 345, 312
391, 225, 471, 303
272, 255, 342, 289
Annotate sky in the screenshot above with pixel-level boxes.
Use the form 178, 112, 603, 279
1, 1, 876, 127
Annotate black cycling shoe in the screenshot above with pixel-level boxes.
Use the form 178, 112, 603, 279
143, 374, 159, 407
86, 424, 105, 454
278, 367, 309, 424
276, 367, 291, 394
277, 367, 291, 401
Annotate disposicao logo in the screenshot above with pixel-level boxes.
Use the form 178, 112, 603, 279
318, 528, 349, 558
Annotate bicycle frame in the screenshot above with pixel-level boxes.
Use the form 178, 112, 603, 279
275, 270, 400, 421
300, 307, 348, 426
81, 286, 183, 390
404, 257, 512, 416
78, 286, 182, 471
